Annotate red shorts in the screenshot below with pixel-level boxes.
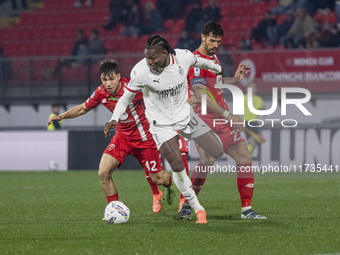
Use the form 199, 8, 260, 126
196, 120, 246, 152
104, 132, 162, 173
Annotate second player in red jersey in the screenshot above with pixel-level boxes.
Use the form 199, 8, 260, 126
180, 21, 267, 220
48, 60, 175, 214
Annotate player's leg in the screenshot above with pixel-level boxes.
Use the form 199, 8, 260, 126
193, 130, 224, 159
178, 152, 189, 211
226, 140, 266, 219
178, 136, 190, 211
100, 133, 130, 204
143, 166, 160, 197
160, 136, 207, 223
98, 153, 120, 203
134, 144, 174, 212
191, 147, 216, 195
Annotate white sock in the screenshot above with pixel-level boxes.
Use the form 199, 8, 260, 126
172, 169, 204, 213
242, 206, 252, 212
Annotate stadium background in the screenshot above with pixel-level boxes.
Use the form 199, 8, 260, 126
0, 0, 339, 171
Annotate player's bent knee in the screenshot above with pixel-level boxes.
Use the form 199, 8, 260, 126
201, 157, 216, 166
169, 161, 185, 172
150, 173, 163, 185
237, 151, 252, 165
98, 169, 111, 181
209, 147, 223, 159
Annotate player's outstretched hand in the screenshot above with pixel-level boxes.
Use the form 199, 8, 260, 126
187, 94, 200, 107
47, 115, 62, 127
104, 120, 118, 137
234, 64, 250, 81
227, 113, 245, 132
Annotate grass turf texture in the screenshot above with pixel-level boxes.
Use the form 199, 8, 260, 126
1, 170, 339, 255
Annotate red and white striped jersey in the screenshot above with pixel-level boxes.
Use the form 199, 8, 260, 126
84, 78, 153, 143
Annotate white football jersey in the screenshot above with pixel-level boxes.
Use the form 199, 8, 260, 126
127, 49, 219, 128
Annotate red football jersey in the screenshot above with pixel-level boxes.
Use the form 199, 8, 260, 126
84, 78, 153, 142
187, 50, 229, 125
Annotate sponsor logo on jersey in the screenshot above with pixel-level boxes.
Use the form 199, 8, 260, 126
119, 112, 128, 121
157, 82, 184, 98
108, 144, 115, 151
194, 68, 200, 77
153, 78, 160, 83
109, 96, 116, 101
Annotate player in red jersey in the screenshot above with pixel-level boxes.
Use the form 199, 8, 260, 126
180, 21, 267, 220
47, 59, 175, 214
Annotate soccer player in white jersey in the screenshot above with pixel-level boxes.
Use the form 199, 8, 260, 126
104, 35, 225, 223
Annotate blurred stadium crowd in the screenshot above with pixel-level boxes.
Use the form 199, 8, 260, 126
0, 0, 340, 105
1, 0, 340, 58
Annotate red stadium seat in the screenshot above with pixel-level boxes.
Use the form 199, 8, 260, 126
253, 1, 267, 15
61, 67, 88, 82
221, 3, 232, 17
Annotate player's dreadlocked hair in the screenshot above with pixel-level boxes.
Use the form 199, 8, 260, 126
202, 21, 224, 38
99, 59, 120, 76
145, 35, 176, 55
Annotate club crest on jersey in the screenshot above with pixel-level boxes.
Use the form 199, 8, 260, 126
194, 68, 200, 77
179, 66, 184, 75
119, 112, 128, 121
102, 99, 107, 103
108, 144, 115, 151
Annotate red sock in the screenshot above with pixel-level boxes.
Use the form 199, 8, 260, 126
143, 165, 160, 195
237, 163, 254, 207
190, 162, 209, 196
180, 154, 190, 200
106, 193, 119, 203
146, 176, 160, 195
182, 153, 189, 176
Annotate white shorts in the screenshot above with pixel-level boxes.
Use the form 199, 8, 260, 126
149, 111, 211, 149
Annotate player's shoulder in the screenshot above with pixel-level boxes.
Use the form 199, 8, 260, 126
120, 78, 131, 87
92, 84, 106, 97
131, 58, 148, 76
174, 48, 193, 58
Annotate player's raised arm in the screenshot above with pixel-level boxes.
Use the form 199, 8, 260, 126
191, 55, 223, 75
47, 103, 91, 127
222, 64, 250, 85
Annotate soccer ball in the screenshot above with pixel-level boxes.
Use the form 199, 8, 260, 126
48, 161, 59, 171
104, 201, 130, 224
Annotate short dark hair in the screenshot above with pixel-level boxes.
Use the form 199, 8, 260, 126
145, 34, 176, 55
99, 59, 120, 76
202, 21, 224, 38
52, 103, 61, 108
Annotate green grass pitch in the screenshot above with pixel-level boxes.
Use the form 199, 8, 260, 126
1, 170, 339, 255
